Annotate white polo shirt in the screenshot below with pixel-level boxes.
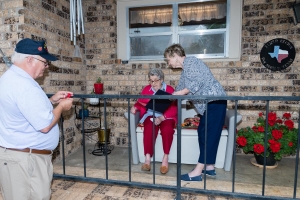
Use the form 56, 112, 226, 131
0, 65, 59, 150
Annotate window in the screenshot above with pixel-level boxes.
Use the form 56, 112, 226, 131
129, 5, 173, 59
117, 0, 242, 62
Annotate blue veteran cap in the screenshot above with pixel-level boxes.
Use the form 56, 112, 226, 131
15, 38, 58, 61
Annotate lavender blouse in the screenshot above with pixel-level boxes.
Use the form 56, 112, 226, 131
175, 56, 227, 115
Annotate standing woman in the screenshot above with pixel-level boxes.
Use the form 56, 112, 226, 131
130, 68, 177, 174
164, 44, 227, 181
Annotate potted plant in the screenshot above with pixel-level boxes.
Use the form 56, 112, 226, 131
94, 77, 103, 94
78, 103, 89, 118
236, 112, 298, 166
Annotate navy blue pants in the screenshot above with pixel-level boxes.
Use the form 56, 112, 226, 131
197, 100, 227, 164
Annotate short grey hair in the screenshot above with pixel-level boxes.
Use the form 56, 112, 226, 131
164, 43, 186, 58
148, 68, 164, 81
11, 51, 34, 63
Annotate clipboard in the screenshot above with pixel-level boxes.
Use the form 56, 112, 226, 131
146, 89, 173, 114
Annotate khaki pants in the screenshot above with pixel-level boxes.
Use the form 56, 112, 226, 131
0, 148, 53, 200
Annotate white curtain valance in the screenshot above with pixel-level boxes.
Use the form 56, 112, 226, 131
130, 8, 172, 24
130, 3, 226, 25
179, 3, 226, 22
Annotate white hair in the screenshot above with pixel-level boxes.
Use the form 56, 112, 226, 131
11, 51, 37, 63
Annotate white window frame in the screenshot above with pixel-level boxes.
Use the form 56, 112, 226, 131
117, 0, 242, 62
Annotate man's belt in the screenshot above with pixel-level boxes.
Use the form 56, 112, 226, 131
0, 146, 52, 155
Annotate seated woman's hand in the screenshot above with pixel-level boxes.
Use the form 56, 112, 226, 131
130, 106, 137, 114
155, 115, 165, 125
154, 118, 161, 125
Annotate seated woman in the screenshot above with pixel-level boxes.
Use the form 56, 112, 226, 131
130, 68, 177, 174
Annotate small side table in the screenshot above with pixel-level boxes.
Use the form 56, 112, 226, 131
74, 100, 114, 156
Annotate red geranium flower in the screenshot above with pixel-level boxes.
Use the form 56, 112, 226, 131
268, 139, 275, 144
267, 112, 277, 126
252, 126, 258, 132
257, 126, 264, 132
284, 120, 294, 130
269, 140, 281, 153
269, 120, 276, 126
253, 144, 264, 154
236, 136, 247, 147
271, 130, 283, 140
268, 112, 277, 121
288, 142, 293, 147
283, 113, 291, 119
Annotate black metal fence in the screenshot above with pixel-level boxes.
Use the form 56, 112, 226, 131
50, 93, 300, 200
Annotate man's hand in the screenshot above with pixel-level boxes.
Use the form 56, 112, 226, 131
50, 91, 73, 104
58, 98, 73, 111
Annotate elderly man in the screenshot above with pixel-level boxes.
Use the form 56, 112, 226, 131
0, 38, 73, 200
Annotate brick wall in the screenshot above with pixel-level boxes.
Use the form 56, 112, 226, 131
239, 0, 300, 126
0, 0, 86, 159
0, 0, 299, 156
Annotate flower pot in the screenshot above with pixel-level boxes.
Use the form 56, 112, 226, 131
254, 153, 276, 166
78, 109, 89, 118
94, 83, 103, 94
89, 98, 99, 105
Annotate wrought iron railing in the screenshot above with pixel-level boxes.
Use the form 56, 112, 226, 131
49, 93, 300, 200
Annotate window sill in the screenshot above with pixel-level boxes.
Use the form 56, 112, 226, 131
127, 57, 241, 64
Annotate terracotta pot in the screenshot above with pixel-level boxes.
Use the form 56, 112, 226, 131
94, 83, 103, 94
254, 153, 276, 166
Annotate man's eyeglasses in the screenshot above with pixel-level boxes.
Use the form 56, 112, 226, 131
148, 79, 161, 84
28, 57, 51, 67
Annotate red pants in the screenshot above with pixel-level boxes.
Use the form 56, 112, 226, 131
143, 116, 175, 157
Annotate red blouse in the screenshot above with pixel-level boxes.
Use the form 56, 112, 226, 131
134, 84, 178, 124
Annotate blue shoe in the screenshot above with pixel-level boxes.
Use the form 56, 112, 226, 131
181, 173, 202, 182
202, 169, 216, 177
